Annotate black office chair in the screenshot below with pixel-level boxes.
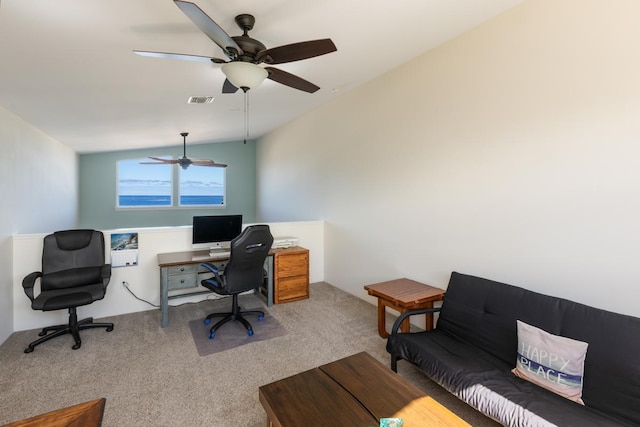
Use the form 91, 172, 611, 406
200, 225, 274, 340
22, 229, 113, 353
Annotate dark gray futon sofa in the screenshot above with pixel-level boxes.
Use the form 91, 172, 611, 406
386, 272, 640, 426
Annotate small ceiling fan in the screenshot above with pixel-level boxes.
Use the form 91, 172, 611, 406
134, 0, 337, 93
140, 132, 227, 170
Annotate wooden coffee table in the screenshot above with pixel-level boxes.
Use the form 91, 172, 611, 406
365, 278, 446, 338
259, 352, 469, 427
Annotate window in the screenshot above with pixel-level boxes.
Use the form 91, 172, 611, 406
117, 158, 226, 209
117, 159, 172, 208
179, 165, 225, 206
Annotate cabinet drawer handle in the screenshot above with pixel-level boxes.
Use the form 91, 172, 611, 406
180, 267, 185, 272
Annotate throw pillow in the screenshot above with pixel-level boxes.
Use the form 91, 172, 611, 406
512, 320, 588, 404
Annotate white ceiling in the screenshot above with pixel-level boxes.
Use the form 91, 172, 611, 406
0, 0, 522, 153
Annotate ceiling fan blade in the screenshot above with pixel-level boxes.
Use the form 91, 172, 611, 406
257, 39, 337, 65
222, 78, 239, 94
143, 157, 179, 164
191, 159, 228, 168
134, 50, 226, 63
173, 0, 243, 58
265, 67, 320, 93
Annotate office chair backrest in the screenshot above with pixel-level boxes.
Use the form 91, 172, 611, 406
223, 225, 274, 293
41, 229, 106, 291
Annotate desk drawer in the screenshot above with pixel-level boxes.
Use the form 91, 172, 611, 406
167, 264, 199, 276
276, 252, 308, 278
167, 273, 197, 290
166, 265, 199, 291
276, 276, 309, 303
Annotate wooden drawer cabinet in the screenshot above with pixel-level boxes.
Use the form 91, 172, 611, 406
274, 247, 309, 304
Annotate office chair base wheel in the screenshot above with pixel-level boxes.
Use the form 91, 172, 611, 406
258, 315, 264, 322
204, 318, 211, 325
24, 313, 114, 353
247, 329, 254, 336
208, 331, 216, 340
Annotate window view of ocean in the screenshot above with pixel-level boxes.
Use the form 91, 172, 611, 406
119, 195, 223, 207
180, 195, 224, 205
119, 195, 171, 206
118, 159, 226, 208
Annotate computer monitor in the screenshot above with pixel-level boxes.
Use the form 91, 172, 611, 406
192, 214, 242, 253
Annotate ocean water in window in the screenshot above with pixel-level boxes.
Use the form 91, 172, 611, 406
179, 165, 225, 206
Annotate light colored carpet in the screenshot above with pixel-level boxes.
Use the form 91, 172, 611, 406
0, 282, 501, 426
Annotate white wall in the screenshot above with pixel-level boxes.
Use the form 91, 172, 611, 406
12, 221, 323, 331
0, 106, 78, 343
256, 0, 640, 318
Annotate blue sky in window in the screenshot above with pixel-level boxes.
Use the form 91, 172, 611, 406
118, 159, 171, 196
118, 159, 224, 196
180, 166, 224, 196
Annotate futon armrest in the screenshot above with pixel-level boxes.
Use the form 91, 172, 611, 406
391, 307, 442, 335
22, 271, 42, 301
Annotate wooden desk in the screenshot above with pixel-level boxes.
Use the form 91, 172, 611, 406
259, 352, 469, 426
157, 250, 273, 328
157, 246, 309, 328
365, 278, 445, 338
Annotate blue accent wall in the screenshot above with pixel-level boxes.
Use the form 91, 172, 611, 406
78, 139, 256, 229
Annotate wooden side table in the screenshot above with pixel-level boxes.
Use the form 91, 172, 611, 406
364, 278, 445, 338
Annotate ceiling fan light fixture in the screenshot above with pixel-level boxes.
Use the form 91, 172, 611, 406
221, 62, 268, 90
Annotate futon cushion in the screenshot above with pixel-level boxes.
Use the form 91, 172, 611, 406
434, 272, 640, 424
512, 320, 588, 404
387, 329, 632, 427
389, 272, 640, 426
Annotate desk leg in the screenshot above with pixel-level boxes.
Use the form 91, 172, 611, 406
256, 256, 274, 307
160, 267, 169, 328
266, 255, 274, 307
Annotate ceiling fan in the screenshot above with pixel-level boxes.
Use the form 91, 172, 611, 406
140, 132, 227, 170
134, 0, 337, 93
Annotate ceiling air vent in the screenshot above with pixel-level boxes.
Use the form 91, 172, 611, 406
187, 96, 214, 104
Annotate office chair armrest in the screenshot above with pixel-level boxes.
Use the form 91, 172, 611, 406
101, 264, 112, 287
200, 262, 224, 284
102, 264, 111, 278
22, 271, 42, 301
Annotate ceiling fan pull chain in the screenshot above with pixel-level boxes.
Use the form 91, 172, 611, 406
244, 89, 249, 144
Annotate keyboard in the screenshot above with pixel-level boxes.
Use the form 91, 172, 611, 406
207, 251, 230, 260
